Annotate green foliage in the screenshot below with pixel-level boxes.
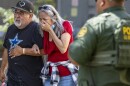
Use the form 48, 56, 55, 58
0, 7, 14, 49
0, 7, 14, 31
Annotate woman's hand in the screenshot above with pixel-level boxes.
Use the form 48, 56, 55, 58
32, 44, 40, 54
40, 21, 52, 32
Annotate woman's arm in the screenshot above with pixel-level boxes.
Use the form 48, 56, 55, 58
49, 29, 71, 54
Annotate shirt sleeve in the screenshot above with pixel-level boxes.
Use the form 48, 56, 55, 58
33, 23, 43, 49
63, 21, 73, 35
69, 22, 97, 66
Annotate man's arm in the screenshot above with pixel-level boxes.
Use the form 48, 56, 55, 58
68, 23, 97, 66
0, 48, 8, 82
9, 45, 45, 58
23, 48, 44, 56
68, 54, 79, 66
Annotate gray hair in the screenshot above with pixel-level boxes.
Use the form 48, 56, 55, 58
38, 4, 65, 38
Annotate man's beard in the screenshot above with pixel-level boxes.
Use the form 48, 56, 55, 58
14, 20, 22, 28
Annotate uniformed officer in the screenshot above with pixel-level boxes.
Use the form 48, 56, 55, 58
69, 0, 130, 86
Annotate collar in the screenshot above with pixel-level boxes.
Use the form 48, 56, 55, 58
103, 6, 125, 13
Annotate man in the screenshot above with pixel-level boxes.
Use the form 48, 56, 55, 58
69, 0, 130, 86
0, 0, 43, 86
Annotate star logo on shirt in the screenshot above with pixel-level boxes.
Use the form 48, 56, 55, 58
9, 33, 23, 50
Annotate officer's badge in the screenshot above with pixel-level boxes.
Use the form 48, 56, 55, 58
77, 27, 87, 37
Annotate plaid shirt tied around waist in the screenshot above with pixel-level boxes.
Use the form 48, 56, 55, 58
40, 60, 78, 86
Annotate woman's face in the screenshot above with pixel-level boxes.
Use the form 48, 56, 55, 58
38, 11, 53, 26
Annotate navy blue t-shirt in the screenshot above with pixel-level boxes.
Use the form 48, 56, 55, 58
3, 21, 43, 86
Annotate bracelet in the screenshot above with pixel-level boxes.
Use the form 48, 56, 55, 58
23, 48, 25, 54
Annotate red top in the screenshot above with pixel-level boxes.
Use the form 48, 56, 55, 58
43, 20, 73, 77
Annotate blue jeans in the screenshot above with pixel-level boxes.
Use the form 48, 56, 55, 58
44, 75, 75, 86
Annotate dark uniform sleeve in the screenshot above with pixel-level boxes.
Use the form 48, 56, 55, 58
33, 23, 43, 49
69, 22, 97, 66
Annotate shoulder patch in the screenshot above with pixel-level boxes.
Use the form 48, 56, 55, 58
77, 27, 87, 37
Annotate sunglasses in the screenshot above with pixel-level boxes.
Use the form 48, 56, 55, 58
38, 6, 55, 16
38, 6, 51, 11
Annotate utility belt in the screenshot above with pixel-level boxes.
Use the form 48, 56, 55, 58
88, 50, 117, 66
88, 50, 130, 68
88, 50, 130, 85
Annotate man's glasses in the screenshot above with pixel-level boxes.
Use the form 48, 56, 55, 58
12, 9, 28, 16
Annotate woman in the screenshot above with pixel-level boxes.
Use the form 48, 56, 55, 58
38, 5, 78, 86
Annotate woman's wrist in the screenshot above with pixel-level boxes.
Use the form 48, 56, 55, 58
49, 28, 54, 35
